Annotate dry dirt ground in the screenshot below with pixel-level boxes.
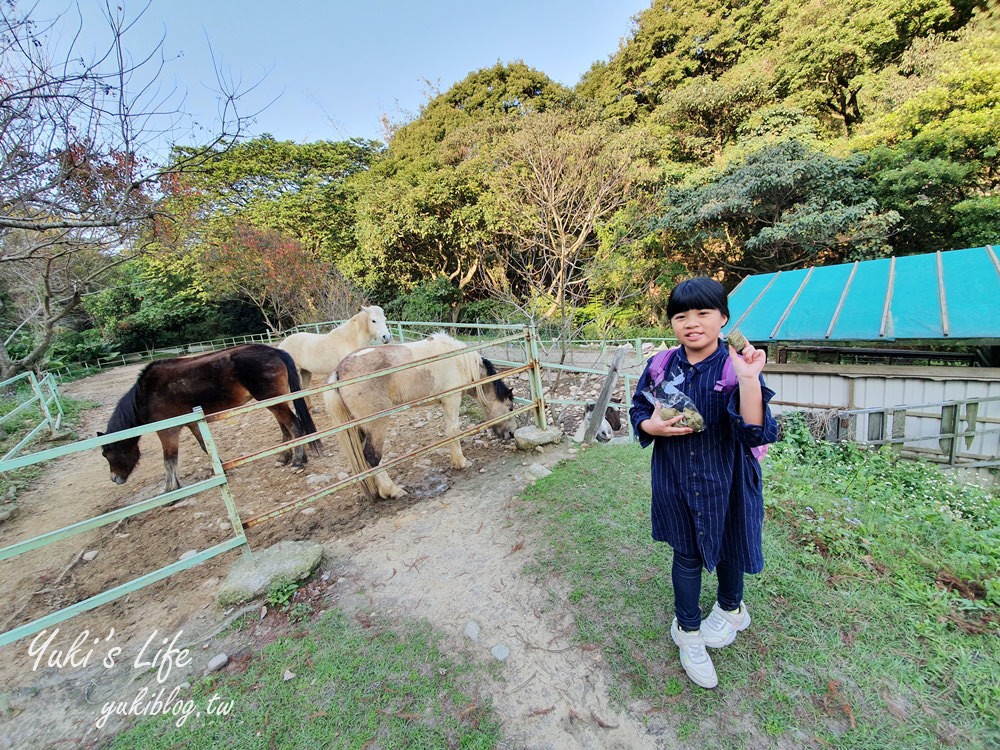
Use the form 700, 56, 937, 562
0, 361, 666, 750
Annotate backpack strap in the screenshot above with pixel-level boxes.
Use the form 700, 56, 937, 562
648, 347, 679, 386
650, 346, 741, 391
715, 357, 739, 392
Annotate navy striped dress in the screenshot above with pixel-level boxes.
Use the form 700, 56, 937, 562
628, 343, 779, 573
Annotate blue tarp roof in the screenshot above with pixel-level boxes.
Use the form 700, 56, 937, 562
725, 246, 1000, 342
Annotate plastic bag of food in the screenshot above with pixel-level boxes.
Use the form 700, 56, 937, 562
641, 378, 705, 432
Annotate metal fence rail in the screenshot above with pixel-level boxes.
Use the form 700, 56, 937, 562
0, 371, 64, 460
0, 325, 548, 648
827, 395, 1000, 469
0, 408, 252, 649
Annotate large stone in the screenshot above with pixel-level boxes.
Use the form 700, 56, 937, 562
526, 463, 552, 480
513, 425, 562, 451
216, 540, 324, 607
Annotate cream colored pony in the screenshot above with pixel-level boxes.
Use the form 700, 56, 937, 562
324, 333, 517, 499
278, 306, 392, 388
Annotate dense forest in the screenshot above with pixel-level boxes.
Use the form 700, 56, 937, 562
1, 0, 997, 376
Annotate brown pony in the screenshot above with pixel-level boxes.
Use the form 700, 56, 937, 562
99, 344, 320, 493
324, 333, 517, 500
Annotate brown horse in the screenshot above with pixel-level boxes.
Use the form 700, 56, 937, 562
99, 345, 320, 493
324, 333, 517, 500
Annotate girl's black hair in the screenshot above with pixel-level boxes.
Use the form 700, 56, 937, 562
667, 277, 730, 320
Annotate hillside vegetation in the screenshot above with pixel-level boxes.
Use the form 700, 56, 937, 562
1, 0, 997, 372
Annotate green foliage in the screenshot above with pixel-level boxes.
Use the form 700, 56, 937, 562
264, 579, 300, 612
388, 61, 573, 162
657, 140, 901, 279
46, 329, 118, 368
386, 277, 462, 323
952, 194, 1000, 247
863, 149, 979, 255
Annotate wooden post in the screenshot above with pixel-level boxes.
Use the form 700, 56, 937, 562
582, 344, 631, 443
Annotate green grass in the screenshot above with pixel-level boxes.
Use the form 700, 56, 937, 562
517, 428, 999, 750
100, 610, 501, 749
0, 389, 94, 497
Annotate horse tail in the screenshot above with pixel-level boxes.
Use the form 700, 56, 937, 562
276, 347, 323, 456
323, 383, 379, 499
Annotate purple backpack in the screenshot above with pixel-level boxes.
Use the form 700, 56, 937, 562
647, 347, 769, 463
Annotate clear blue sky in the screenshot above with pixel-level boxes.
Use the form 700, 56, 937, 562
30, 0, 651, 146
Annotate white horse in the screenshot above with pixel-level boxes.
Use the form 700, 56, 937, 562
278, 306, 392, 388
324, 332, 518, 500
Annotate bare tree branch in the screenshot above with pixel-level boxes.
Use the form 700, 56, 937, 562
0, 0, 253, 377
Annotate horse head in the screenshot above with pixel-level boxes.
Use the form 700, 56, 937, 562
361, 305, 392, 344
479, 358, 517, 440
98, 432, 141, 484
577, 403, 621, 442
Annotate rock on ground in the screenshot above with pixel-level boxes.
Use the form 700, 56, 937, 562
217, 540, 324, 607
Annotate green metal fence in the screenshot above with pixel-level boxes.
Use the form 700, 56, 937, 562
0, 325, 549, 649
0, 408, 251, 649
0, 371, 65, 461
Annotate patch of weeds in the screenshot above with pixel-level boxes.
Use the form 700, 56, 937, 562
287, 601, 313, 623
663, 676, 684, 697
676, 719, 697, 741
264, 579, 299, 612
221, 611, 256, 635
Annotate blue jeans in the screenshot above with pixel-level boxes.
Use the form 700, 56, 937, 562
672, 549, 744, 632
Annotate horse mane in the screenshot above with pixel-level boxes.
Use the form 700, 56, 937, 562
480, 357, 513, 402
426, 331, 463, 348
106, 371, 146, 432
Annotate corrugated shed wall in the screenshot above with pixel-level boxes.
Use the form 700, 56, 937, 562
766, 364, 1000, 466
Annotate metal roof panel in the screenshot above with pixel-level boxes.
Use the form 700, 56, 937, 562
725, 246, 1000, 342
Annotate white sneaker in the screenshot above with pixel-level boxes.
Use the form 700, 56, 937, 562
701, 601, 751, 648
670, 619, 718, 689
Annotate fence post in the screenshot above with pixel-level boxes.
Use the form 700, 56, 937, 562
939, 404, 957, 463
192, 407, 253, 561
583, 345, 630, 443
42, 374, 64, 430
526, 325, 548, 429
27, 372, 57, 437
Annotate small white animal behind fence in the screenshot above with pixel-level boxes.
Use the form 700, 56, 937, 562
571, 403, 623, 443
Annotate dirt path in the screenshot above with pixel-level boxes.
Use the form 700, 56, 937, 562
0, 362, 656, 749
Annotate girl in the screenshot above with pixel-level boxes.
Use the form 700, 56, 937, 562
629, 277, 779, 689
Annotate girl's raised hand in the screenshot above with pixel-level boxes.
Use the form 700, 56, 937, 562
729, 343, 766, 379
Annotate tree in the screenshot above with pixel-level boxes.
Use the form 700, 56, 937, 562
0, 1, 248, 377
577, 0, 783, 125
481, 111, 655, 358
855, 5, 999, 251
141, 135, 378, 328
165, 135, 380, 261
347, 63, 573, 307
773, 0, 977, 135
207, 223, 361, 333
657, 140, 901, 282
